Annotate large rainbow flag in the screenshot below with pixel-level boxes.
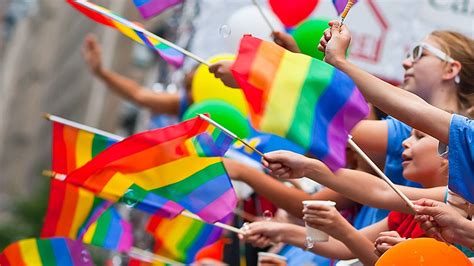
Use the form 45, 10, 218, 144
51, 120, 184, 217
231, 36, 369, 171
0, 238, 93, 266
65, 116, 237, 223
67, 0, 185, 67
132, 0, 183, 20
41, 179, 133, 252
145, 214, 230, 263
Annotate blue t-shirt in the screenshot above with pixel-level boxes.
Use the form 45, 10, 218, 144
354, 117, 422, 229
448, 114, 474, 203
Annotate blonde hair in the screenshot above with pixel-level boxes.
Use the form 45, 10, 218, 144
430, 31, 474, 117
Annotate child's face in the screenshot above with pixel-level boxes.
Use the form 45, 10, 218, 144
401, 37, 450, 101
401, 129, 447, 187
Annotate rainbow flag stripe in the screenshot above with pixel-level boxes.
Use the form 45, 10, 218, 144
67, 0, 185, 67
332, 0, 358, 15
41, 180, 133, 252
66, 116, 236, 223
51, 121, 184, 218
133, 0, 183, 19
0, 238, 92, 266
231, 36, 369, 170
52, 122, 117, 174
146, 214, 229, 263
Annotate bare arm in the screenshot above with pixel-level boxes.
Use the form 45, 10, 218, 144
351, 120, 388, 157
263, 151, 445, 214
319, 21, 451, 143
224, 159, 356, 218
94, 68, 181, 114
246, 219, 384, 265
82, 34, 181, 115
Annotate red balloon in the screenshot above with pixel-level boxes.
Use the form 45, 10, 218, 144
269, 0, 319, 27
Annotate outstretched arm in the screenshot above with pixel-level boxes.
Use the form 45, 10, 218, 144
318, 21, 451, 144
263, 151, 445, 214
224, 159, 356, 218
82, 34, 181, 115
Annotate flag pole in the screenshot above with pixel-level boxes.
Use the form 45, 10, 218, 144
74, 0, 209, 66
42, 170, 246, 235
340, 0, 356, 25
251, 0, 276, 32
198, 114, 265, 158
347, 138, 416, 212
128, 247, 185, 265
44, 113, 124, 142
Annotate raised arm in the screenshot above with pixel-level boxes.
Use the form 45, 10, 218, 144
82, 34, 181, 115
223, 159, 356, 218
263, 151, 445, 213
319, 21, 451, 144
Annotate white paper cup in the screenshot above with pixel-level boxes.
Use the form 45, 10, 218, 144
257, 252, 287, 265
302, 200, 336, 242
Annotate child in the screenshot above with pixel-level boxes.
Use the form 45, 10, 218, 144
244, 129, 454, 265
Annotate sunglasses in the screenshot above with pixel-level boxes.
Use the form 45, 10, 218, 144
407, 42, 455, 63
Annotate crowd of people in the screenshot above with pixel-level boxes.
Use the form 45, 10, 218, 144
83, 17, 474, 265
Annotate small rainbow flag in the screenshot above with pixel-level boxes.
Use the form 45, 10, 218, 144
51, 120, 184, 218
52, 121, 118, 174
332, 0, 358, 16
132, 0, 183, 20
41, 180, 133, 252
231, 36, 369, 171
0, 238, 93, 266
65, 116, 237, 223
145, 214, 230, 263
67, 0, 185, 67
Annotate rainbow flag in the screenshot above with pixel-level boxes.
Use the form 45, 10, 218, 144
145, 214, 230, 263
67, 0, 185, 67
65, 116, 237, 223
132, 0, 183, 19
51, 120, 184, 218
0, 238, 93, 266
231, 36, 369, 171
41, 180, 133, 252
52, 121, 118, 174
332, 0, 358, 15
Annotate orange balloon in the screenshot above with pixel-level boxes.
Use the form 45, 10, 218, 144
376, 238, 471, 266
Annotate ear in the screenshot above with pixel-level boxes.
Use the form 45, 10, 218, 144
442, 60, 462, 82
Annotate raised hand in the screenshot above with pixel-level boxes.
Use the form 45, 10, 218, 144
82, 34, 103, 75
262, 150, 312, 179
317, 20, 351, 67
272, 31, 300, 53
208, 61, 239, 88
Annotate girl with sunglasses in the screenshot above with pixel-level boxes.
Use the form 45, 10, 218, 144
316, 20, 474, 207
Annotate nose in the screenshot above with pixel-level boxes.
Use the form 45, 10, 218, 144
402, 57, 413, 70
402, 137, 412, 150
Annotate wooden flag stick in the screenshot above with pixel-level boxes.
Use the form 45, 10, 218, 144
251, 0, 276, 32
340, 0, 356, 24
198, 114, 265, 157
44, 113, 123, 141
128, 247, 185, 265
181, 211, 245, 235
74, 0, 209, 66
42, 169, 246, 235
347, 138, 416, 212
